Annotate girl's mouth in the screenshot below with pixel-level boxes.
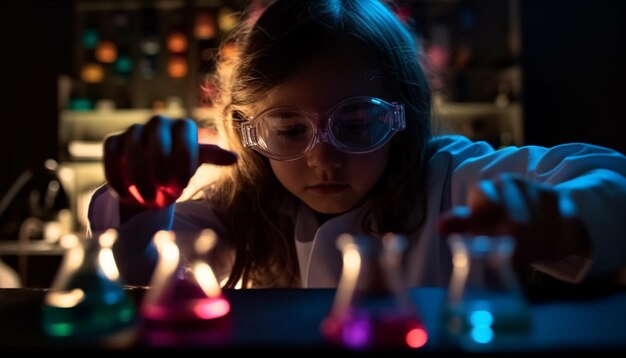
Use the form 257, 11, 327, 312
307, 184, 349, 194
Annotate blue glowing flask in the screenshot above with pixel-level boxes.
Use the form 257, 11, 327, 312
442, 234, 531, 351
321, 233, 428, 350
41, 229, 136, 343
138, 229, 231, 347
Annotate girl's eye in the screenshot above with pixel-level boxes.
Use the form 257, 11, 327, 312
264, 111, 311, 139
341, 118, 372, 131
276, 125, 309, 138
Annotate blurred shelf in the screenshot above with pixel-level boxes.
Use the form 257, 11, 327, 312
0, 241, 66, 256
433, 101, 524, 148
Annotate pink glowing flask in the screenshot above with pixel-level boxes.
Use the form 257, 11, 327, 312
138, 229, 232, 347
321, 233, 428, 350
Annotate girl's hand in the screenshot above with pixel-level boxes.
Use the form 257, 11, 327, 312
103, 116, 237, 209
438, 174, 591, 268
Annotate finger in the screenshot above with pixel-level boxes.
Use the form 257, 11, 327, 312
492, 176, 559, 267
438, 206, 471, 235
171, 119, 199, 193
144, 116, 173, 184
124, 124, 155, 204
497, 175, 530, 224
103, 134, 130, 201
440, 179, 526, 237
537, 186, 562, 258
199, 144, 238, 166
512, 179, 561, 262
468, 179, 502, 211
438, 180, 502, 236
463, 181, 506, 232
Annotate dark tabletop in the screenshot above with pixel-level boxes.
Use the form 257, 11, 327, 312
1, 285, 626, 353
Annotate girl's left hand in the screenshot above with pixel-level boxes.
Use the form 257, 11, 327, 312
438, 174, 591, 268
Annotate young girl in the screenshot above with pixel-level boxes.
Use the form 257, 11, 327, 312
89, 0, 626, 289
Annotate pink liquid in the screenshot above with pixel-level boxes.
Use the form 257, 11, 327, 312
138, 276, 232, 347
127, 184, 182, 208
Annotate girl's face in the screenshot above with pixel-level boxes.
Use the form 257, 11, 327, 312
253, 50, 393, 215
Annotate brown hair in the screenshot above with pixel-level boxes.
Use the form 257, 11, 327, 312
204, 0, 432, 288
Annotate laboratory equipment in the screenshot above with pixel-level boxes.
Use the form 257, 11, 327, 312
138, 229, 232, 347
442, 234, 531, 351
42, 229, 136, 346
321, 233, 428, 350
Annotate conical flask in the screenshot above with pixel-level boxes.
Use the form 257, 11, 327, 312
321, 233, 428, 350
442, 234, 531, 350
138, 229, 231, 347
41, 229, 136, 344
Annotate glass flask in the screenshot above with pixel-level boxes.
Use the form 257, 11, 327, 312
321, 233, 428, 350
41, 229, 136, 346
138, 229, 232, 347
442, 234, 531, 351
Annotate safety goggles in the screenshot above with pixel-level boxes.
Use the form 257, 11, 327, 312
240, 96, 405, 161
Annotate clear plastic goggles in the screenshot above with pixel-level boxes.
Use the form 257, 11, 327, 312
240, 96, 405, 161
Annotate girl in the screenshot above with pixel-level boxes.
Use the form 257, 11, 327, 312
90, 0, 626, 289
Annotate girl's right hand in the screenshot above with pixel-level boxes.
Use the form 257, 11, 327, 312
103, 115, 237, 209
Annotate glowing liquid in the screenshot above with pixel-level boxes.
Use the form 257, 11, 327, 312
322, 309, 428, 350
42, 272, 135, 339
139, 276, 232, 347
127, 184, 182, 208
442, 292, 531, 350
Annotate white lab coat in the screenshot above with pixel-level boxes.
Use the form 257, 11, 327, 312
89, 135, 626, 288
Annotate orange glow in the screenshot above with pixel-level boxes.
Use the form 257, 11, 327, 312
194, 11, 217, 39
405, 327, 428, 348
167, 32, 188, 53
168, 56, 188, 78
45, 289, 85, 308
193, 261, 220, 297
192, 297, 230, 320
96, 40, 117, 63
331, 234, 362, 319
81, 63, 105, 83
98, 229, 120, 281
220, 41, 238, 59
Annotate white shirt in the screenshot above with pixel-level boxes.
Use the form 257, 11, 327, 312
89, 135, 626, 287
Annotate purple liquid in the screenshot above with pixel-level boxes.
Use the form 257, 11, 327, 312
321, 309, 428, 349
138, 276, 232, 347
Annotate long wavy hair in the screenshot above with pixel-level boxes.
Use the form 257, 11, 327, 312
204, 0, 432, 288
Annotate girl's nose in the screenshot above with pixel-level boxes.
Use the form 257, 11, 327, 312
306, 142, 343, 169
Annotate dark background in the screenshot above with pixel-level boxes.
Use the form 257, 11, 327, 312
521, 0, 626, 151
1, 0, 626, 207
0, 0, 72, 200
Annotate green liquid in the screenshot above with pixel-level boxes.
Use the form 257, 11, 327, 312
43, 298, 135, 338
42, 271, 136, 340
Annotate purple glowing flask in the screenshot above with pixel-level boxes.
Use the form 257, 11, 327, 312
321, 233, 428, 350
